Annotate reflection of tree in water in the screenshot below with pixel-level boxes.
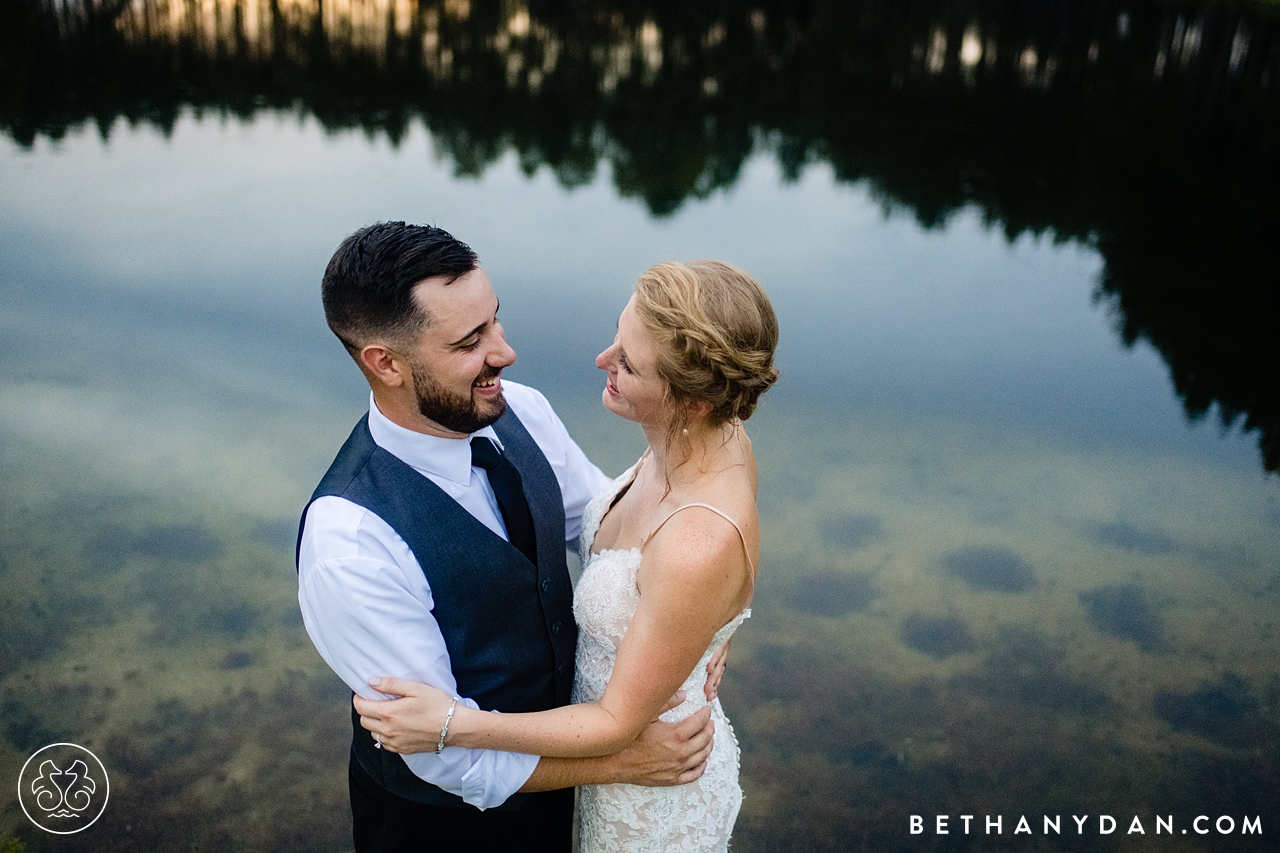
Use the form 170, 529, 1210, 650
3, 0, 1278, 471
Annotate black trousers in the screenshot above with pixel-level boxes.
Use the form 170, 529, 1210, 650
349, 754, 574, 853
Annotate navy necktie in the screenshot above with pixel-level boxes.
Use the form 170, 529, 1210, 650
470, 437, 538, 565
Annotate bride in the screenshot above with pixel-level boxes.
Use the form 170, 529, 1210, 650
356, 259, 779, 852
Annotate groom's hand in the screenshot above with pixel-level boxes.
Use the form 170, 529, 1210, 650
704, 639, 731, 701
607, 697, 715, 787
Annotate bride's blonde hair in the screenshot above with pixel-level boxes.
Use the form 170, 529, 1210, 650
632, 259, 779, 455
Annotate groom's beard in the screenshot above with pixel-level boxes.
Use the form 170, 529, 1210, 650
412, 360, 507, 435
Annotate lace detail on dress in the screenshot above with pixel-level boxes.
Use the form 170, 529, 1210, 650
572, 461, 749, 853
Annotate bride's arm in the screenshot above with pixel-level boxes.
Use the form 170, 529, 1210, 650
356, 508, 751, 758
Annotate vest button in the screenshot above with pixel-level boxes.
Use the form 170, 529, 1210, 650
540, 578, 550, 592
557, 664, 564, 675
551, 620, 562, 634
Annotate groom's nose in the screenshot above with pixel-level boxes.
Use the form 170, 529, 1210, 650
490, 332, 517, 369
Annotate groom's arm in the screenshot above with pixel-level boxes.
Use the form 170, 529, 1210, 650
299, 498, 540, 809
518, 705, 716, 792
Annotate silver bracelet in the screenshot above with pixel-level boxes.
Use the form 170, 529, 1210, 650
436, 697, 459, 755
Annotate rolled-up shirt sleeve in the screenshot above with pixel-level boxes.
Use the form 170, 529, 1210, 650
298, 497, 539, 810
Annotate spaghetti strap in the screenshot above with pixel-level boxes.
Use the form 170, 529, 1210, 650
641, 503, 757, 575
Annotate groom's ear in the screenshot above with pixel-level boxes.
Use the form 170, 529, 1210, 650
360, 343, 410, 389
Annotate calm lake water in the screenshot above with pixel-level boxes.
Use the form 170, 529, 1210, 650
2, 0, 1279, 850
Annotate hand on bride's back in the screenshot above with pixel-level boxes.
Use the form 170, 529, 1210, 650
704, 639, 731, 701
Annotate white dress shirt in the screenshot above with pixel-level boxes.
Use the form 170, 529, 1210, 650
297, 380, 610, 810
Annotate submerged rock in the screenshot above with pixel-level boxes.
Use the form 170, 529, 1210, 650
1090, 521, 1177, 554
1153, 673, 1275, 748
818, 513, 884, 549
90, 523, 223, 573
789, 571, 878, 616
1079, 582, 1165, 652
964, 627, 1112, 714
132, 524, 223, 561
901, 614, 977, 658
1, 697, 64, 753
255, 517, 300, 549
222, 650, 256, 670
943, 546, 1036, 593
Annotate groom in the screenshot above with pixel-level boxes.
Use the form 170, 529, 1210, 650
296, 222, 716, 853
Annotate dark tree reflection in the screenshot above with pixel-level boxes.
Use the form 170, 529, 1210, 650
2, 0, 1277, 469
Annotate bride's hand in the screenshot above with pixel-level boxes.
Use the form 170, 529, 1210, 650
354, 676, 456, 754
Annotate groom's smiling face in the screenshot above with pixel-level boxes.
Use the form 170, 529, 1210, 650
404, 268, 516, 436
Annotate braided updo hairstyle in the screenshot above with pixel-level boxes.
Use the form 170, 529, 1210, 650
632, 259, 779, 451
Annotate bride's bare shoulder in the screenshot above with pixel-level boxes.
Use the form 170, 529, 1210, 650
640, 505, 755, 610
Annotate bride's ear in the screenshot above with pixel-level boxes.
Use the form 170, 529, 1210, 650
685, 399, 713, 421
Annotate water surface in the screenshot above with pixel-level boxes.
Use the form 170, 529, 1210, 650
2, 1, 1278, 850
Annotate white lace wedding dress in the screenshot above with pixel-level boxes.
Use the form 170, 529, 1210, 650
572, 460, 751, 853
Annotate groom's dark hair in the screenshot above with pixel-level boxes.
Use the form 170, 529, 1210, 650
322, 221, 479, 358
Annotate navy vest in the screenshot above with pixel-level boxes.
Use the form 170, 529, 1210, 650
297, 407, 578, 809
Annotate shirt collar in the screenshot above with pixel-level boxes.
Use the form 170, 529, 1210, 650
366, 392, 502, 486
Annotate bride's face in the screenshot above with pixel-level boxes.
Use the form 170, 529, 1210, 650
596, 295, 668, 426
